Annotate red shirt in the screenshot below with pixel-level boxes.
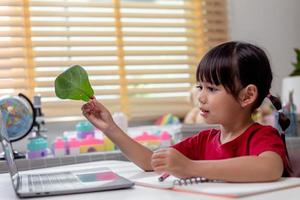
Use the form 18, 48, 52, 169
172, 123, 290, 176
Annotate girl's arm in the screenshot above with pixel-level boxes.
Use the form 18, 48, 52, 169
152, 148, 283, 182
82, 98, 153, 171
104, 125, 153, 171
189, 151, 283, 182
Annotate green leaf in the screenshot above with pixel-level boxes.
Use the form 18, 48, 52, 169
55, 65, 94, 102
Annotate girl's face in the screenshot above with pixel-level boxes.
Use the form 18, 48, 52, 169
196, 81, 243, 126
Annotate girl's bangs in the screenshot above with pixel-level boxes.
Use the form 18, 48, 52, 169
197, 50, 233, 86
196, 44, 240, 97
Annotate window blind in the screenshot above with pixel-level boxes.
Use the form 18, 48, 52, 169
0, 0, 34, 98
0, 0, 228, 122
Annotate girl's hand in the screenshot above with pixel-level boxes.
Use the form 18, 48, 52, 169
151, 148, 192, 178
81, 97, 117, 134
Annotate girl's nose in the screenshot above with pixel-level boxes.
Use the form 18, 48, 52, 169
198, 90, 206, 104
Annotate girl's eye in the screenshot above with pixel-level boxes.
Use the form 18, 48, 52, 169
207, 86, 217, 92
195, 85, 203, 90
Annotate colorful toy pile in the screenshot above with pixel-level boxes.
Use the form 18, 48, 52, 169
27, 120, 176, 159
52, 121, 115, 157
133, 130, 172, 149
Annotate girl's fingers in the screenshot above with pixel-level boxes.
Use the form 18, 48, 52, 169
81, 105, 92, 115
152, 149, 168, 159
94, 99, 108, 112
151, 150, 168, 168
151, 159, 166, 171
151, 159, 165, 168
152, 163, 167, 173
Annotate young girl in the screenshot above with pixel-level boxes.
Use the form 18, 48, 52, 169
82, 41, 291, 182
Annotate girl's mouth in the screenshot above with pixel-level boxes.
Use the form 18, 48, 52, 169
199, 108, 209, 117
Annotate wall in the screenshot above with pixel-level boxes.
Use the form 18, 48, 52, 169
228, 0, 300, 95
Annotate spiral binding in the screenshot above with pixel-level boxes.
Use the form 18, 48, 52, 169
173, 177, 218, 185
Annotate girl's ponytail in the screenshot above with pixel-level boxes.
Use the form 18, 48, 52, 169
267, 94, 290, 131
267, 94, 293, 175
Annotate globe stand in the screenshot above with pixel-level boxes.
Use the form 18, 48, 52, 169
0, 150, 25, 160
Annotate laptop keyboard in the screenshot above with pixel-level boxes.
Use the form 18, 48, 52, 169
21, 172, 82, 192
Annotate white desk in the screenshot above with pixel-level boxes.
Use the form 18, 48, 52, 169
0, 160, 299, 200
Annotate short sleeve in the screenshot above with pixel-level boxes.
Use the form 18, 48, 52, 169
171, 130, 211, 160
249, 126, 290, 176
249, 126, 285, 156
172, 134, 200, 160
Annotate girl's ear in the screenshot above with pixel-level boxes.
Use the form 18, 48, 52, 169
239, 84, 258, 108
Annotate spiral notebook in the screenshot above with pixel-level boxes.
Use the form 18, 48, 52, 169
133, 173, 300, 198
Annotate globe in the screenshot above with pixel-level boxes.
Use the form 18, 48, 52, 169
0, 94, 34, 142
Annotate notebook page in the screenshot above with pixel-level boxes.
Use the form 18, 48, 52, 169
174, 177, 300, 198
132, 172, 176, 189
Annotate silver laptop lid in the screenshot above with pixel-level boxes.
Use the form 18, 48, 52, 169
0, 111, 19, 190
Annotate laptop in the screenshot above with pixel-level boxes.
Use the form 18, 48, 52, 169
0, 112, 134, 198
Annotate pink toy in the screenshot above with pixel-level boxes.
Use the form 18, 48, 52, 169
77, 131, 95, 140
68, 138, 80, 155
80, 135, 104, 153
53, 137, 66, 156
134, 132, 160, 142
134, 132, 161, 148
160, 131, 172, 147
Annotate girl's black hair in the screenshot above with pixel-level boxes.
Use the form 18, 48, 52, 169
197, 41, 293, 175
196, 41, 272, 109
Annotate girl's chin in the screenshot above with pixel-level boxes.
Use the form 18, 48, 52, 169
203, 118, 218, 124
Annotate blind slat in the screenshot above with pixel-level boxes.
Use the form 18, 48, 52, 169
29, 11, 114, 18
35, 60, 119, 67
121, 1, 193, 10
0, 41, 24, 48
38, 89, 120, 98
0, 80, 27, 89
34, 50, 196, 57
0, 19, 23, 26
35, 79, 120, 87
127, 87, 191, 94
29, 31, 195, 37
28, 10, 195, 19
0, 59, 26, 69
0, 50, 25, 58
0, 69, 25, 78
129, 96, 188, 104
35, 70, 119, 77
30, 1, 113, 8
126, 78, 195, 85
35, 78, 194, 88
126, 68, 194, 75
44, 99, 120, 108
35, 68, 193, 77
35, 59, 197, 67
30, 40, 196, 47
35, 50, 118, 57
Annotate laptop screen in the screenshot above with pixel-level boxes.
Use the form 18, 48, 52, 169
0, 111, 19, 190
